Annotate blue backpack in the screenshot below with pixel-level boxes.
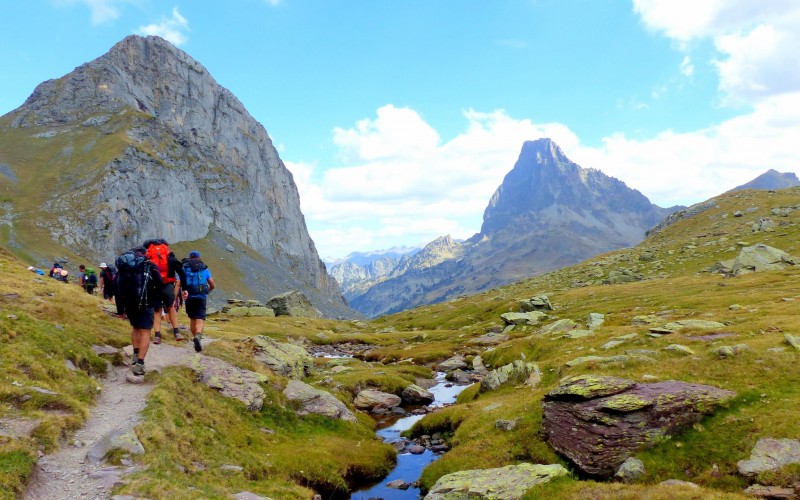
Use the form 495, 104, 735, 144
182, 259, 209, 296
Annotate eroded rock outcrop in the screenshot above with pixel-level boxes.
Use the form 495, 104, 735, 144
542, 375, 735, 477
246, 335, 312, 379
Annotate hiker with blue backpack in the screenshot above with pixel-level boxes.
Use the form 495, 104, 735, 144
181, 250, 215, 353
116, 246, 164, 376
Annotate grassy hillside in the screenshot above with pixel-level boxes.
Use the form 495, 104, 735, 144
3, 187, 800, 498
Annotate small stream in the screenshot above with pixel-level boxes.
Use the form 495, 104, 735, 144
350, 373, 470, 500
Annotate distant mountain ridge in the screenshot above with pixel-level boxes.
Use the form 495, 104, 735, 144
345, 139, 679, 317
730, 169, 800, 192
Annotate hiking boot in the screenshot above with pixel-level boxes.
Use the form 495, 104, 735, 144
153, 332, 161, 345
131, 362, 146, 376
193, 334, 203, 353
174, 331, 185, 342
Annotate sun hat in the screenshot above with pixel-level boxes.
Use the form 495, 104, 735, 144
100, 262, 108, 268
189, 250, 201, 258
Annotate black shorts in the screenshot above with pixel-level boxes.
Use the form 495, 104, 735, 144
186, 296, 207, 320
154, 282, 176, 310
127, 307, 155, 330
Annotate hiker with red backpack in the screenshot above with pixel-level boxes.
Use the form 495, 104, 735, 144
116, 246, 163, 376
143, 239, 185, 345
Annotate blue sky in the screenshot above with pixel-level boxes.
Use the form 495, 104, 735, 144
2, 1, 800, 259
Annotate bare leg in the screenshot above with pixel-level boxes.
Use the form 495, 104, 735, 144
167, 306, 179, 329
153, 308, 163, 333
134, 328, 151, 360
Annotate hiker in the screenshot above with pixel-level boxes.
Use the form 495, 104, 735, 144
49, 262, 62, 279
84, 266, 98, 295
181, 250, 215, 352
143, 239, 185, 344
27, 266, 45, 276
55, 268, 69, 283
116, 246, 163, 376
99, 263, 115, 302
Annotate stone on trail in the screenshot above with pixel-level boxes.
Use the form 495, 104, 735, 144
192, 356, 266, 411
283, 380, 357, 422
737, 437, 800, 477
542, 375, 735, 478
245, 335, 313, 379
86, 428, 145, 464
354, 389, 401, 411
424, 463, 568, 500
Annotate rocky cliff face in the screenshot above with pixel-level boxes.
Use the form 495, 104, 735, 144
0, 35, 349, 315
347, 139, 677, 317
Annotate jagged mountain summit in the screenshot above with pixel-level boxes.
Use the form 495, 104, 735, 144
0, 35, 351, 317
347, 139, 678, 317
730, 169, 800, 192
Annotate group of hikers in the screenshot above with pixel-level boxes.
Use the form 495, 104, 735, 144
32, 239, 215, 377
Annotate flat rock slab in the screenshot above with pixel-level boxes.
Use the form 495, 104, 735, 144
424, 463, 568, 500
192, 356, 266, 411
737, 438, 800, 477
542, 375, 734, 478
283, 380, 357, 422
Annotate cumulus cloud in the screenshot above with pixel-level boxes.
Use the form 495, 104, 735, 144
289, 100, 800, 258
680, 56, 694, 77
136, 7, 189, 46
633, 0, 800, 104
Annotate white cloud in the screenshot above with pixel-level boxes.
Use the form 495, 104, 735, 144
264, 0, 283, 5
136, 7, 189, 46
633, 1, 800, 104
54, 0, 123, 25
289, 99, 800, 258
680, 56, 694, 77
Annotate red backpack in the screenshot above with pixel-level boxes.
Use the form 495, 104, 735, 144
144, 239, 176, 284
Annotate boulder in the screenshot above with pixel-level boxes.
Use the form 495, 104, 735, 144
401, 384, 435, 405
437, 355, 467, 372
614, 457, 645, 482
587, 313, 605, 330
785, 334, 800, 350
542, 375, 735, 477
283, 380, 357, 422
732, 243, 796, 275
562, 329, 594, 339
86, 428, 144, 464
737, 438, 800, 477
424, 463, 568, 500
495, 418, 519, 431
662, 320, 727, 331
713, 344, 749, 358
266, 291, 321, 318
246, 335, 313, 379
519, 295, 553, 312
192, 356, 266, 411
500, 311, 547, 326
479, 361, 540, 393
353, 390, 401, 411
540, 319, 579, 335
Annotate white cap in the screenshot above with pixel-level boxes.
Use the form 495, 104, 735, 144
100, 262, 108, 268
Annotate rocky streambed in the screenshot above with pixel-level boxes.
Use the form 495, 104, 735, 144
351, 373, 470, 499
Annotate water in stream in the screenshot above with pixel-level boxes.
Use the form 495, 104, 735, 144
351, 373, 470, 500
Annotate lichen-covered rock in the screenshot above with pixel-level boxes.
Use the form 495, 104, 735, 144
542, 375, 735, 477
519, 295, 553, 312
246, 335, 313, 379
283, 380, 357, 422
665, 344, 695, 355
732, 243, 796, 275
737, 438, 800, 477
662, 320, 727, 331
192, 356, 266, 411
424, 463, 568, 500
401, 384, 434, 405
500, 311, 547, 326
226, 306, 275, 318
479, 361, 540, 392
540, 319, 579, 335
785, 334, 800, 350
266, 291, 322, 318
614, 457, 645, 482
587, 313, 605, 330
713, 344, 749, 358
354, 390, 401, 411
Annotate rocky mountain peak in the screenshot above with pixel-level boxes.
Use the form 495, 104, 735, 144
730, 169, 800, 192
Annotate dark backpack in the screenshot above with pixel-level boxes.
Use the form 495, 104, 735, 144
85, 269, 98, 285
116, 251, 152, 309
182, 258, 209, 296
